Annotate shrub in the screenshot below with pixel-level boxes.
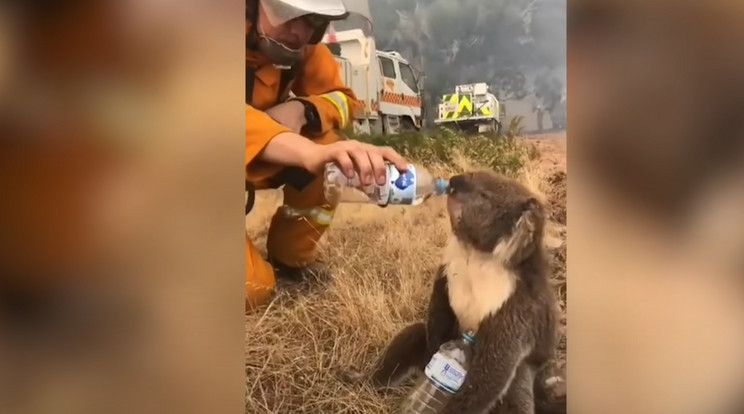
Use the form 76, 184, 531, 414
347, 116, 538, 178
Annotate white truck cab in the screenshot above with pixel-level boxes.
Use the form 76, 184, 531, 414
320, 3, 423, 135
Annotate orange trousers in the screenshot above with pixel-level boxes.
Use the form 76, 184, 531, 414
245, 130, 341, 311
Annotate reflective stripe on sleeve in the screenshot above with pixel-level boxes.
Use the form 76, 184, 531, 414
320, 91, 350, 127
280, 205, 336, 226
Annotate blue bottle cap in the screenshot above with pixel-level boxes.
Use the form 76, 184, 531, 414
434, 178, 449, 195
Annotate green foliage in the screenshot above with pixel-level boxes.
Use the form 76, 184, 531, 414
348, 119, 537, 178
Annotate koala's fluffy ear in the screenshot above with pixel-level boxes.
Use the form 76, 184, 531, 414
523, 197, 543, 214
500, 197, 545, 265
522, 197, 546, 227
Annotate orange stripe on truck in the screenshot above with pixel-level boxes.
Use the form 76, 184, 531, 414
380, 91, 421, 107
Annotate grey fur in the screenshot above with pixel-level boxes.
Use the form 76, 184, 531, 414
339, 171, 565, 414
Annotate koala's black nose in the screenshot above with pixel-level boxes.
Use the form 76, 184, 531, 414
449, 174, 468, 193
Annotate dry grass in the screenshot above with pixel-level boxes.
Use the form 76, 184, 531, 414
245, 137, 567, 413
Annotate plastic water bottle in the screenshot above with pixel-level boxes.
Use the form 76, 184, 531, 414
322, 162, 449, 206
398, 331, 476, 414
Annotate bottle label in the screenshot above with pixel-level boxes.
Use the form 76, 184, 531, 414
424, 352, 467, 394
387, 165, 417, 205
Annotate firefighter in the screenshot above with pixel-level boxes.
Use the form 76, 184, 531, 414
245, 0, 408, 311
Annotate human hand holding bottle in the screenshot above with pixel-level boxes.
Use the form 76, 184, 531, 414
305, 139, 409, 186
259, 131, 409, 186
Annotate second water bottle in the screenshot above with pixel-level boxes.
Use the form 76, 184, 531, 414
398, 331, 476, 414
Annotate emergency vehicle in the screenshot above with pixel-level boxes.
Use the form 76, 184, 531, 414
434, 82, 506, 134
321, 5, 423, 135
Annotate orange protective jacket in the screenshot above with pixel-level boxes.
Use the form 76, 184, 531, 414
245, 22, 359, 186
245, 21, 359, 311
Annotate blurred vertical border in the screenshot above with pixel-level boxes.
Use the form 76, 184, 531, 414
567, 0, 744, 413
0, 1, 246, 413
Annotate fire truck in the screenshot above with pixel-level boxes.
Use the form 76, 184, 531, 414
321, 2, 424, 135
434, 82, 506, 135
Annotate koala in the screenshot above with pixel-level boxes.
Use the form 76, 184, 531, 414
341, 171, 565, 414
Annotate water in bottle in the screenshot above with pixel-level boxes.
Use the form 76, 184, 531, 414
398, 331, 476, 414
322, 162, 449, 207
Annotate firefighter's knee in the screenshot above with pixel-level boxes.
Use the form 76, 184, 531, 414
246, 236, 275, 312
265, 203, 333, 267
266, 177, 338, 267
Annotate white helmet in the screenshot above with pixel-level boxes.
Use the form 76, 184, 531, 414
248, 0, 349, 66
259, 0, 348, 29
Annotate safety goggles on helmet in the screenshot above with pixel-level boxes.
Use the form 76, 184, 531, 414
259, 0, 349, 28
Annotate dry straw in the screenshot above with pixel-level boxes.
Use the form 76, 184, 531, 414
246, 133, 566, 413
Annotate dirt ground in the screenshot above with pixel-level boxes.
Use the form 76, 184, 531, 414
528, 132, 567, 384
527, 132, 567, 173
245, 133, 567, 413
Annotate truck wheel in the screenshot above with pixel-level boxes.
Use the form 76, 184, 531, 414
400, 117, 416, 131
